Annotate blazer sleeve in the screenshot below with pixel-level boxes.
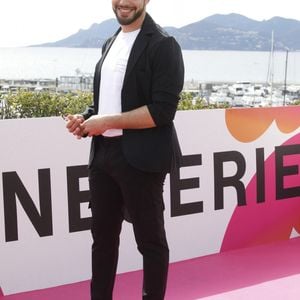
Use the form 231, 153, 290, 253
147, 36, 184, 127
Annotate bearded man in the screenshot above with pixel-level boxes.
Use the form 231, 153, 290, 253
66, 1, 184, 299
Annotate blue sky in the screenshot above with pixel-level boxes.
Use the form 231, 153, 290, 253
0, 0, 298, 47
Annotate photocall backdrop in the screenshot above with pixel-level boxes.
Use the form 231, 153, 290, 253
1, 108, 300, 295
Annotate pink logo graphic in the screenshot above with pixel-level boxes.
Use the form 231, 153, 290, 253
221, 133, 300, 251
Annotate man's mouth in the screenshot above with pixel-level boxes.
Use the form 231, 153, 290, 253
117, 6, 135, 13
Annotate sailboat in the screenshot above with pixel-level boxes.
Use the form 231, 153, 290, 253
266, 31, 290, 107
283, 49, 289, 105
266, 31, 275, 106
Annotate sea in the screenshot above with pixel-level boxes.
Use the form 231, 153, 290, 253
0, 47, 300, 84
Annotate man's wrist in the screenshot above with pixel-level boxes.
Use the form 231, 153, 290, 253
104, 114, 122, 131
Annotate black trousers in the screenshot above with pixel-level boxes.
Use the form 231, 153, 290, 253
89, 136, 169, 300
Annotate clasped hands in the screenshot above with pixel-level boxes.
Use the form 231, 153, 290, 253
65, 114, 110, 139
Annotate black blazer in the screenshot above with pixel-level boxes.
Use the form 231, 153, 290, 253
83, 13, 184, 173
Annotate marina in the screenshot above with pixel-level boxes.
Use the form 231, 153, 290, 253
1, 77, 300, 108
1, 48, 300, 108
0, 75, 93, 94
185, 80, 300, 107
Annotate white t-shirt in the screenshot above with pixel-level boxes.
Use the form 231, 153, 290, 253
98, 29, 140, 137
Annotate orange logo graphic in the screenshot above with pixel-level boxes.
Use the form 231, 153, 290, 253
225, 107, 300, 142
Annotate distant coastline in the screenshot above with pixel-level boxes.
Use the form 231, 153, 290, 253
32, 14, 300, 51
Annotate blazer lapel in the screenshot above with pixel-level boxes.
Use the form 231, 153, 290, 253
123, 14, 154, 86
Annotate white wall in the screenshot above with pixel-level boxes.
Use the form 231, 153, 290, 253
1, 108, 300, 295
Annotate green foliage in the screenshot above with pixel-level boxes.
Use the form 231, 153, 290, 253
1, 91, 92, 119
178, 92, 230, 110
292, 99, 300, 105
0, 90, 232, 119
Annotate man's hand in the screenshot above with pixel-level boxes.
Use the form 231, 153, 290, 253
81, 115, 110, 137
65, 106, 155, 138
65, 114, 85, 139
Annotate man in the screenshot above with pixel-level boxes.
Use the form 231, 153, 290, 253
66, 0, 184, 299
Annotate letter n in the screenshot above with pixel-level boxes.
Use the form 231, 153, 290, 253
3, 169, 53, 242
67, 165, 91, 232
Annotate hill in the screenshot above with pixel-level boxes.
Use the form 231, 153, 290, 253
33, 14, 300, 51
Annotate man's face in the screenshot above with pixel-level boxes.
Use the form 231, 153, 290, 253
112, 0, 148, 26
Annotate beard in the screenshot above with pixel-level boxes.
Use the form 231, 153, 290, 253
113, 2, 146, 26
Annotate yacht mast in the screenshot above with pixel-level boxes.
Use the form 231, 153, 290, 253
266, 30, 274, 106
283, 49, 289, 106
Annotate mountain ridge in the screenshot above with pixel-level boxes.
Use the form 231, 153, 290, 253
33, 13, 300, 51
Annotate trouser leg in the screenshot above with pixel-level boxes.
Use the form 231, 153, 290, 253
119, 169, 169, 300
89, 167, 123, 300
